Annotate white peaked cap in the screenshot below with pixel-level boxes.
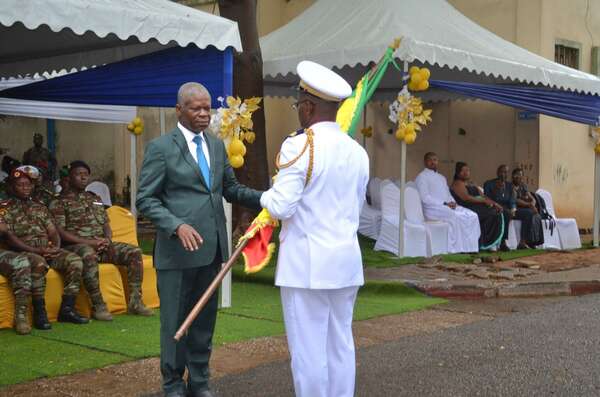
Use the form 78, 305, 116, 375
296, 60, 352, 102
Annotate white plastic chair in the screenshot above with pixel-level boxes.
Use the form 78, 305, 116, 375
536, 189, 581, 250
506, 220, 522, 250
405, 185, 449, 256
358, 177, 383, 240
374, 182, 428, 257
86, 181, 112, 206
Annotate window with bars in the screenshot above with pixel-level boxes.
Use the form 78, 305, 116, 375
555, 44, 580, 69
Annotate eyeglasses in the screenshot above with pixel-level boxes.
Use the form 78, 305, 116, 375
291, 99, 311, 110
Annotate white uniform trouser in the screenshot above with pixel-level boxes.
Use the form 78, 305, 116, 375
280, 286, 359, 397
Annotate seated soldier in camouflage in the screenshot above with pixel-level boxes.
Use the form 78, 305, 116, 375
0, 232, 49, 335
1, 169, 88, 324
16, 165, 57, 207
49, 161, 153, 320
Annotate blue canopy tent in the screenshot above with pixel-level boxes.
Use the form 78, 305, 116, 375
0, 46, 233, 109
429, 80, 600, 127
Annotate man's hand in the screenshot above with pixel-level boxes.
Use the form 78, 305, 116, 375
90, 238, 110, 253
176, 224, 204, 251
38, 247, 60, 259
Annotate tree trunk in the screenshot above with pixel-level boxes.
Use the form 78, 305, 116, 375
218, 0, 270, 236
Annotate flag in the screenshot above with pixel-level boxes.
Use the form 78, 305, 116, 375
240, 208, 279, 274
336, 41, 400, 137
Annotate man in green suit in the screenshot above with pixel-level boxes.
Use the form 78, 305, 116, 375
136, 82, 263, 397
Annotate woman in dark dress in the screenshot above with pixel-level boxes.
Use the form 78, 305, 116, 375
450, 162, 510, 250
511, 168, 544, 248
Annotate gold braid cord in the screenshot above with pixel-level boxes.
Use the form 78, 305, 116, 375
275, 128, 314, 187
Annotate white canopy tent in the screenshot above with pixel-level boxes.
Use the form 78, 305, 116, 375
261, 0, 600, 255
0, 0, 242, 306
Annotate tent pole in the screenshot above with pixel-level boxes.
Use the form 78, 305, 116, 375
220, 199, 233, 308
398, 60, 408, 257
130, 133, 137, 217
594, 152, 600, 247
399, 141, 407, 257
159, 108, 166, 136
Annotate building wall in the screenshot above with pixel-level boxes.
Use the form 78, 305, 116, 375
536, 0, 600, 226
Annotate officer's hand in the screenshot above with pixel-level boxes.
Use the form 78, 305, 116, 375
176, 224, 204, 251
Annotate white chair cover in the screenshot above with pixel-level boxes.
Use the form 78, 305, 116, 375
358, 177, 384, 240
536, 189, 581, 250
405, 185, 449, 256
86, 181, 112, 206
374, 182, 428, 257
368, 177, 383, 210
506, 220, 522, 250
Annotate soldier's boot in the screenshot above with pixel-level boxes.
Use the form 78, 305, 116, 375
58, 295, 89, 324
14, 296, 31, 335
128, 289, 153, 316
90, 294, 113, 321
32, 298, 51, 330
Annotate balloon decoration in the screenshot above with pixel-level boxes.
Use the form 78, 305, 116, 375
592, 126, 600, 154
208, 96, 262, 168
388, 86, 432, 145
127, 116, 144, 135
408, 66, 431, 92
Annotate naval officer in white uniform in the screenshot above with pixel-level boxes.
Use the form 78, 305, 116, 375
260, 61, 369, 397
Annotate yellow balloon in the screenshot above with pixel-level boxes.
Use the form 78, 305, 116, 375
595, 144, 600, 154
395, 127, 406, 141
411, 73, 423, 85
409, 66, 420, 75
133, 117, 142, 127
127, 123, 135, 131
134, 126, 143, 135
229, 154, 244, 168
404, 131, 417, 144
405, 123, 416, 135
408, 81, 418, 91
417, 80, 429, 91
244, 131, 256, 144
419, 68, 431, 80
229, 138, 246, 156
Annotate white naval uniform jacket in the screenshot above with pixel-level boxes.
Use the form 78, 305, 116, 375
260, 121, 370, 289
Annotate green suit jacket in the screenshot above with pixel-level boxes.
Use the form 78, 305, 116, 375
136, 127, 262, 270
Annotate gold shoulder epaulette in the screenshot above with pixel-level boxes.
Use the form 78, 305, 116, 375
275, 128, 314, 187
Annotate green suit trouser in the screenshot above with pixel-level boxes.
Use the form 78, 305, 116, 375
157, 248, 221, 395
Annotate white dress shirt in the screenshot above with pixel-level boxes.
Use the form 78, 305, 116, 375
178, 122, 211, 167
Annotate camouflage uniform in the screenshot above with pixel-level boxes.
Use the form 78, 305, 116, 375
32, 185, 58, 208
0, 247, 47, 334
50, 190, 152, 316
0, 197, 83, 296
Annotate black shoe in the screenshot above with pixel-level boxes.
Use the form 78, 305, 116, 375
499, 242, 510, 252
188, 390, 215, 397
58, 295, 89, 324
164, 391, 186, 397
32, 298, 51, 330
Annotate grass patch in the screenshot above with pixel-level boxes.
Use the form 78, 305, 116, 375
0, 273, 443, 387
358, 234, 586, 267
0, 332, 128, 386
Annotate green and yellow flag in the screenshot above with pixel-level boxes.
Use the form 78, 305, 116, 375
336, 39, 401, 137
